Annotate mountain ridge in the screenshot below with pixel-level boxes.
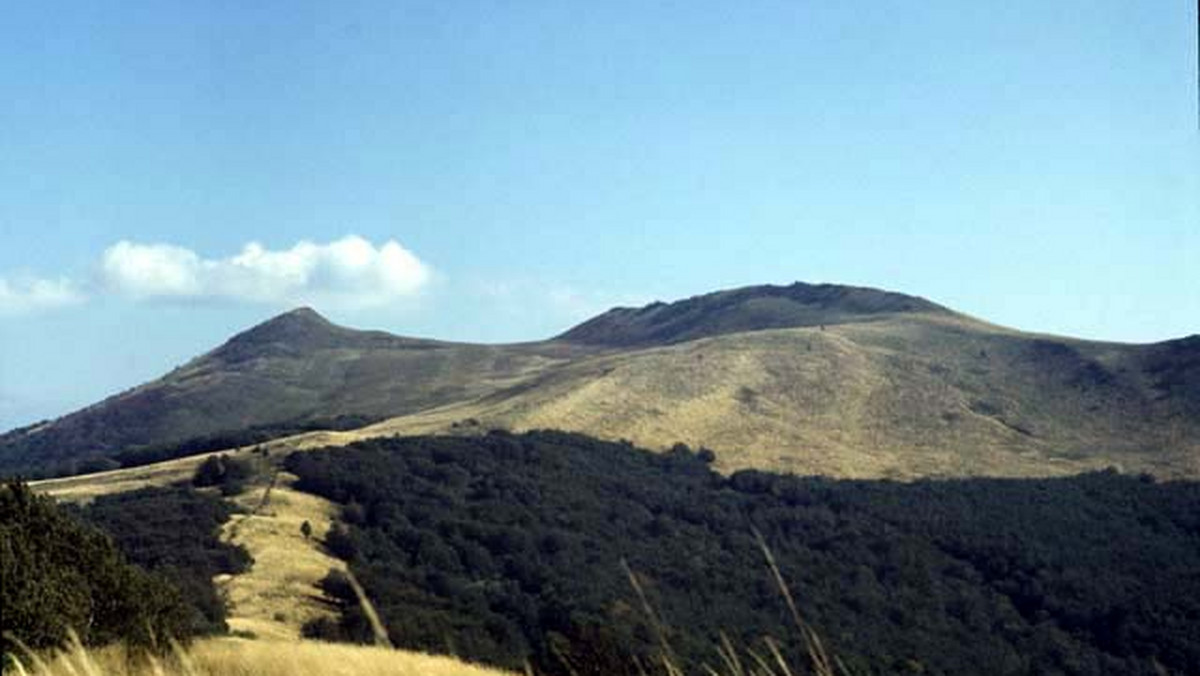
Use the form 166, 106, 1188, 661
3, 281, 1198, 479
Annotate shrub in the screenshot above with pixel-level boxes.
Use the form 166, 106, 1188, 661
191, 454, 256, 496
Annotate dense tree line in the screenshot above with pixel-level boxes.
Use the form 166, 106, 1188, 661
286, 431, 1200, 676
111, 414, 377, 470
0, 481, 193, 657
68, 485, 253, 635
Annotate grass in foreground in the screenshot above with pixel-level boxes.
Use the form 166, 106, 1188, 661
7, 634, 513, 676
9, 633, 838, 676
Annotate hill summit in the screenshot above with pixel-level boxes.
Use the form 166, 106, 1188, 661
557, 282, 953, 347
216, 307, 338, 353
208, 306, 434, 363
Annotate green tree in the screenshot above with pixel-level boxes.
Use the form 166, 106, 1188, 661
0, 481, 192, 655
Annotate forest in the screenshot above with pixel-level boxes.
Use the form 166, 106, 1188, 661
69, 485, 253, 635
287, 430, 1200, 676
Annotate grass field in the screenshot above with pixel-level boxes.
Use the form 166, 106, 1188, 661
33, 431, 357, 503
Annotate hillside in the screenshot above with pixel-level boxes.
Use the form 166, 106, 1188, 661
4, 282, 1199, 479
368, 316, 1200, 479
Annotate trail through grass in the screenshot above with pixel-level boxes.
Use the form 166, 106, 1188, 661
217, 471, 347, 641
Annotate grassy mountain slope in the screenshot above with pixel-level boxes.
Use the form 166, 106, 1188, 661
5, 283, 1199, 479
369, 315, 1200, 478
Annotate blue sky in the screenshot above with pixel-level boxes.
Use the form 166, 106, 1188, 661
1, 1, 1197, 431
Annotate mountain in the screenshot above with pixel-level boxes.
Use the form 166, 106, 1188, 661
0, 307, 595, 476
3, 283, 1198, 479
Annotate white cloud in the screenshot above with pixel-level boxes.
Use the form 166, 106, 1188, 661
100, 235, 432, 308
0, 276, 84, 315
101, 242, 203, 297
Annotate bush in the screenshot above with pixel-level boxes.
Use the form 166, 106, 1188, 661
191, 454, 256, 495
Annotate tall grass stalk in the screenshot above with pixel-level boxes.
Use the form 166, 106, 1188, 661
753, 528, 836, 676
614, 532, 844, 676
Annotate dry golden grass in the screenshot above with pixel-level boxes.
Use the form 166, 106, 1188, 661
217, 472, 349, 640
12, 630, 843, 676
9, 537, 841, 676
9, 635, 513, 676
32, 448, 386, 642
32, 453, 220, 503
33, 430, 360, 503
